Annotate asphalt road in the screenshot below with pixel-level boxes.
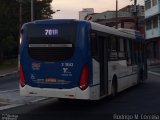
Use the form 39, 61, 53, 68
0, 71, 160, 120
0, 74, 46, 109
0, 74, 19, 91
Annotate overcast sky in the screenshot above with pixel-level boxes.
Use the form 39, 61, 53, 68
51, 0, 144, 19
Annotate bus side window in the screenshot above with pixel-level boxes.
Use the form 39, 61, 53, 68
126, 40, 132, 66
132, 41, 136, 65
90, 32, 99, 61
118, 38, 125, 59
134, 41, 138, 64
110, 36, 118, 60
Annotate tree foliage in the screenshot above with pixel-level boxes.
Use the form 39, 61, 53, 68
0, 0, 54, 61
21, 0, 54, 23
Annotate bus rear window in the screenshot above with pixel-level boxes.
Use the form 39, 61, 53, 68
27, 23, 77, 61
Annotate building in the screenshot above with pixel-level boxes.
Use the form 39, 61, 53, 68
119, 5, 144, 14
79, 8, 94, 20
84, 13, 98, 21
145, 0, 160, 65
85, 5, 145, 36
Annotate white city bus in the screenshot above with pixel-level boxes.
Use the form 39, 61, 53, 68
20, 20, 147, 100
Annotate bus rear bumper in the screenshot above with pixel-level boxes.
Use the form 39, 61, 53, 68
20, 85, 91, 100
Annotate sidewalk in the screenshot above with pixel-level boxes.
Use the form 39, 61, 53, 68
0, 67, 18, 77
148, 65, 160, 73
148, 64, 160, 69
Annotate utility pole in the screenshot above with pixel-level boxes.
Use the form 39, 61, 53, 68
116, 0, 118, 29
133, 0, 138, 30
134, 0, 137, 9
31, 0, 34, 21
19, 0, 22, 27
19, 0, 22, 42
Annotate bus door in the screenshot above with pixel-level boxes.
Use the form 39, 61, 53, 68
98, 36, 108, 97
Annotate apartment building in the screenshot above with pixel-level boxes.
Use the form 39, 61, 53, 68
145, 0, 160, 65
85, 5, 145, 35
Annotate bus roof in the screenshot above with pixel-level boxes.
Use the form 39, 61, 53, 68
118, 28, 143, 38
90, 21, 143, 39
22, 19, 143, 40
22, 19, 78, 28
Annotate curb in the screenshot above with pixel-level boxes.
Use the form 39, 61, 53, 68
148, 65, 160, 69
0, 71, 18, 78
148, 71, 160, 76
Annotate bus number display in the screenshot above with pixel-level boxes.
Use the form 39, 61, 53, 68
45, 29, 58, 36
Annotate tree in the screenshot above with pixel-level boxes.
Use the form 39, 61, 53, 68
21, 0, 54, 24
0, 0, 54, 61
0, 36, 16, 60
0, 0, 19, 61
35, 0, 54, 20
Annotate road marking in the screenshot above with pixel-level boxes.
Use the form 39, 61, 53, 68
0, 104, 23, 111
30, 98, 48, 103
148, 71, 160, 76
0, 97, 51, 111
0, 101, 8, 104
0, 89, 19, 94
0, 71, 18, 78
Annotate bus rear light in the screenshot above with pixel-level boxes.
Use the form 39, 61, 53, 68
20, 64, 26, 87
79, 64, 89, 90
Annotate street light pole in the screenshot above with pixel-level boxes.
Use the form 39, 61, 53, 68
116, 0, 118, 29
19, 0, 22, 27
19, 0, 22, 43
31, 0, 34, 21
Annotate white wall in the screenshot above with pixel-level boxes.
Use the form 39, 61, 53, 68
145, 4, 159, 18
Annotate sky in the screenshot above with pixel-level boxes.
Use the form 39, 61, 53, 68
51, 0, 144, 19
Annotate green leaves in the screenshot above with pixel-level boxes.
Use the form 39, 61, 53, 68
0, 0, 54, 60
0, 36, 16, 53
21, 0, 54, 23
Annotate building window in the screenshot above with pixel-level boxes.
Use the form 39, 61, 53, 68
152, 0, 157, 6
146, 19, 152, 30
153, 16, 158, 28
145, 0, 151, 10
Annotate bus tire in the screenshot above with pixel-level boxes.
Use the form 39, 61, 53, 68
111, 77, 117, 97
138, 69, 144, 84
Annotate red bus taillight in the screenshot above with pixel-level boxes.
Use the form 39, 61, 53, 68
20, 64, 26, 87
79, 64, 89, 90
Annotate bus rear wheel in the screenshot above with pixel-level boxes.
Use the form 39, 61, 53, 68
111, 79, 117, 97
138, 69, 144, 84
